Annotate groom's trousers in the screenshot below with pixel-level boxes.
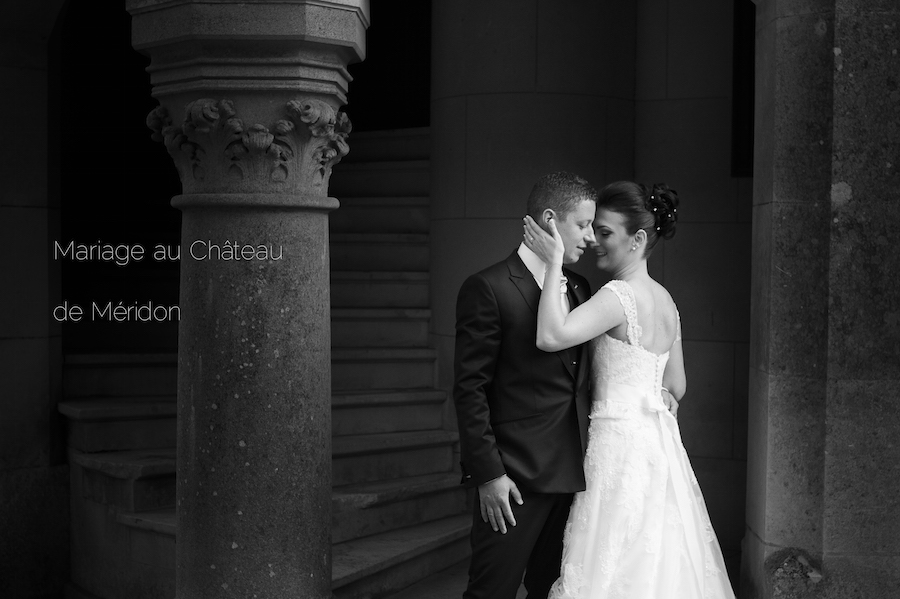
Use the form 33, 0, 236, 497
463, 489, 574, 599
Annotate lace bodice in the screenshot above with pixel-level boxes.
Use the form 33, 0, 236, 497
589, 280, 673, 396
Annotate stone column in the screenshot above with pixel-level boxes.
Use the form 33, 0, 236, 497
429, 0, 637, 395
126, 2, 368, 597
744, 1, 900, 597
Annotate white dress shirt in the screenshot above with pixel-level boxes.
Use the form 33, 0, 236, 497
517, 242, 570, 312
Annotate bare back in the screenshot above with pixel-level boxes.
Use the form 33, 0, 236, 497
604, 277, 678, 356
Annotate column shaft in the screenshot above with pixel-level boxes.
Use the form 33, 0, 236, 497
744, 1, 900, 596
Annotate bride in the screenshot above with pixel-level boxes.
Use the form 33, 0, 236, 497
522, 181, 735, 599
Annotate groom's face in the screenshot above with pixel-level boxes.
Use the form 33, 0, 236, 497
553, 199, 597, 264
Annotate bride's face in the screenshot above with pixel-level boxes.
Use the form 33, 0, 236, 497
592, 208, 638, 272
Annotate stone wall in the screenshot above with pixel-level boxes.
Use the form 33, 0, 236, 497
0, 1, 69, 598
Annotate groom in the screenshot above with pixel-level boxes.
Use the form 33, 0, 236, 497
453, 171, 597, 598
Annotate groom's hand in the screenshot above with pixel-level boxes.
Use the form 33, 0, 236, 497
478, 474, 524, 534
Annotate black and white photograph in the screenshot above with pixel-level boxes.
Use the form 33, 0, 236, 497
1, 1, 898, 598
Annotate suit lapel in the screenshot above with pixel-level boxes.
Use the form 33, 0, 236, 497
565, 268, 589, 307
507, 251, 540, 315
507, 252, 578, 379
564, 269, 590, 384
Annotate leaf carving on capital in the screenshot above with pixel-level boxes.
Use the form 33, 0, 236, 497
146, 97, 351, 194
274, 98, 352, 191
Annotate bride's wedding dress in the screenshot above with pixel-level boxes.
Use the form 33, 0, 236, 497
548, 280, 735, 599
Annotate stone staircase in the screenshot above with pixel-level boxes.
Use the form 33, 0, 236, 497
329, 128, 470, 597
58, 128, 472, 599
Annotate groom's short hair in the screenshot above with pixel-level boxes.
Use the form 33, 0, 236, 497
527, 171, 597, 221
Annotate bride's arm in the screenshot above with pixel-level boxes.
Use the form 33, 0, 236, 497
662, 313, 686, 400
522, 216, 624, 351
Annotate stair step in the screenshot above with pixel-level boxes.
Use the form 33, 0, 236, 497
115, 509, 177, 584
64, 353, 177, 397
332, 308, 431, 348
118, 508, 177, 537
332, 430, 458, 486
59, 397, 176, 452
332, 473, 467, 544
332, 514, 471, 599
332, 348, 436, 391
340, 128, 430, 163
70, 448, 176, 512
330, 160, 430, 197
331, 234, 429, 272
331, 272, 429, 308
379, 559, 475, 599
332, 389, 446, 435
331, 196, 430, 234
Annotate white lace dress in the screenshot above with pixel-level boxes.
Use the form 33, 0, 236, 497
548, 280, 735, 599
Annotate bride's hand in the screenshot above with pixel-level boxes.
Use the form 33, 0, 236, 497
523, 215, 564, 266
662, 389, 679, 419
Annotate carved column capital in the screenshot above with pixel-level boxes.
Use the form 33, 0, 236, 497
128, 0, 366, 197
146, 97, 351, 195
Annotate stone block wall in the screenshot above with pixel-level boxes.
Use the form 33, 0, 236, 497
0, 1, 70, 598
635, 0, 750, 580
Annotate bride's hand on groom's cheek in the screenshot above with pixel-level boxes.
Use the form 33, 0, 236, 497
522, 215, 563, 265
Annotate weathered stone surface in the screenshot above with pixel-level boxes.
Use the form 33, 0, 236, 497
828, 8, 900, 379
767, 201, 831, 377
824, 379, 900, 555
750, 201, 831, 378
764, 374, 826, 550
828, 199, 900, 378
822, 554, 900, 599
772, 13, 835, 206
173, 195, 335, 598
747, 2, 900, 597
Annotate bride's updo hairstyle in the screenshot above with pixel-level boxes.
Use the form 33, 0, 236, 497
597, 181, 679, 257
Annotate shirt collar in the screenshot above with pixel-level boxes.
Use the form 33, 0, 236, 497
517, 242, 547, 290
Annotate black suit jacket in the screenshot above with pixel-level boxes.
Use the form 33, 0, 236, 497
453, 250, 592, 494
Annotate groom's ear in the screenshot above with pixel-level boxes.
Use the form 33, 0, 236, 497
541, 209, 556, 229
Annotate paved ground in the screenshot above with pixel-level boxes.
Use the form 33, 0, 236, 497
384, 559, 527, 599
